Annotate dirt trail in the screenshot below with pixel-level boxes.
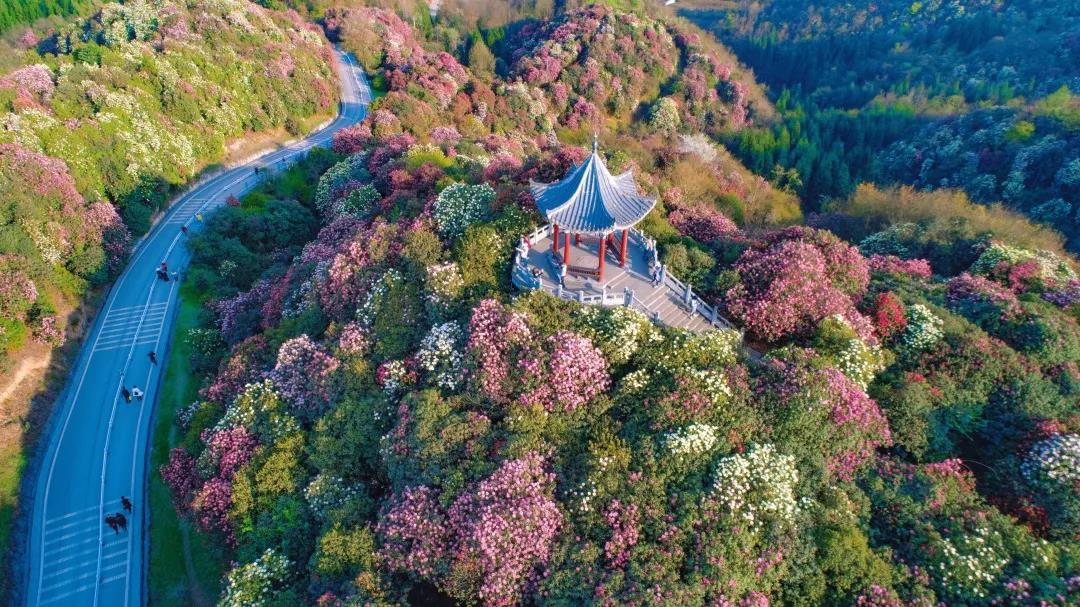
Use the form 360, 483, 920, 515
0, 356, 49, 410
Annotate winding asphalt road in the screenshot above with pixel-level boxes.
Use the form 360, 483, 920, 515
23, 48, 369, 607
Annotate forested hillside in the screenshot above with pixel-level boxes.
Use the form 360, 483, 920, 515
685, 0, 1080, 251
154, 4, 1080, 607
0, 0, 98, 34
0, 0, 338, 370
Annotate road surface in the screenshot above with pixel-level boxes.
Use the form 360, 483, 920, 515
23, 48, 370, 607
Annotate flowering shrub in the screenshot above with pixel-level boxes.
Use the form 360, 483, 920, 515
1042, 280, 1080, 308
447, 453, 562, 606
537, 331, 610, 413
649, 96, 681, 132
1022, 434, 1080, 488
971, 242, 1077, 290
924, 524, 1009, 603
416, 321, 465, 391
219, 549, 291, 607
192, 476, 233, 537
377, 485, 450, 579
727, 239, 872, 342
710, 444, 799, 534
602, 499, 639, 568
268, 335, 339, 416
432, 182, 495, 239
869, 291, 907, 339
314, 154, 370, 217
160, 448, 198, 513
668, 203, 739, 243
424, 262, 465, 315
335, 321, 369, 356
897, 304, 943, 355
867, 254, 932, 279
814, 316, 887, 388
664, 423, 719, 457
304, 474, 363, 522
822, 369, 892, 479
375, 359, 418, 395
573, 305, 651, 365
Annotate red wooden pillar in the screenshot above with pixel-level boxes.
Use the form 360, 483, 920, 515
563, 232, 570, 265
620, 229, 628, 267
552, 224, 559, 256
598, 232, 607, 281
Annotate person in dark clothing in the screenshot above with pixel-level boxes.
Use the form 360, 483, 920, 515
160, 261, 168, 273
120, 386, 131, 403
148, 351, 157, 365
115, 513, 127, 532
105, 515, 119, 535
121, 496, 132, 513
181, 225, 189, 236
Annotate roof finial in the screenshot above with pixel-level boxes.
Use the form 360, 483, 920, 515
592, 132, 599, 154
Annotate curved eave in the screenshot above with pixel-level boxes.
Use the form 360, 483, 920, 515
528, 152, 656, 235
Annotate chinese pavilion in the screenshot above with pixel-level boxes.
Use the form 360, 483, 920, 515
530, 140, 656, 281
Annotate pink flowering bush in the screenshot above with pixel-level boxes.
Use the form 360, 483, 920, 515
447, 453, 562, 606
868, 255, 933, 279
727, 240, 873, 342
200, 425, 258, 480
160, 448, 199, 513
376, 485, 451, 578
603, 499, 639, 568
268, 335, 339, 416
822, 369, 892, 480
192, 476, 234, 539
468, 300, 610, 413
668, 203, 739, 243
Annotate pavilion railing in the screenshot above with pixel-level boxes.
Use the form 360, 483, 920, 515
510, 223, 735, 331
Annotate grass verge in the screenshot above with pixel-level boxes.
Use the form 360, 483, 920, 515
148, 284, 223, 606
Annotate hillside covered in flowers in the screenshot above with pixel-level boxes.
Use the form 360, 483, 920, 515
0, 0, 338, 369
157, 3, 1080, 607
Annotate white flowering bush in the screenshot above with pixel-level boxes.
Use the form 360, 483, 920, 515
219, 548, 291, 607
815, 315, 887, 389
432, 182, 495, 239
925, 525, 1009, 603
213, 380, 300, 442
664, 423, 718, 457
1022, 433, 1080, 488
314, 154, 369, 216
304, 473, 363, 522
711, 444, 799, 534
416, 321, 465, 391
574, 305, 651, 365
898, 304, 943, 355
425, 262, 464, 315
359, 269, 404, 328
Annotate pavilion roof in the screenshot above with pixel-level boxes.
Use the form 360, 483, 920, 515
529, 143, 656, 235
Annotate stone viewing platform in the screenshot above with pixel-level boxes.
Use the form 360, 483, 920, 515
512, 225, 735, 333
512, 137, 737, 333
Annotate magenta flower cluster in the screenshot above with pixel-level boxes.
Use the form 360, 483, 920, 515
160, 447, 199, 514
203, 425, 258, 480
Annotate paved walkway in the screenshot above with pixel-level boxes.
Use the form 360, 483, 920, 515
22, 49, 370, 607
513, 225, 735, 333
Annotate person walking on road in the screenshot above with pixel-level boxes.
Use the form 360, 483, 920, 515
131, 386, 144, 401
160, 261, 168, 274
121, 496, 132, 513
115, 512, 127, 532
105, 515, 119, 535
120, 385, 131, 403
148, 351, 157, 365
181, 225, 189, 236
